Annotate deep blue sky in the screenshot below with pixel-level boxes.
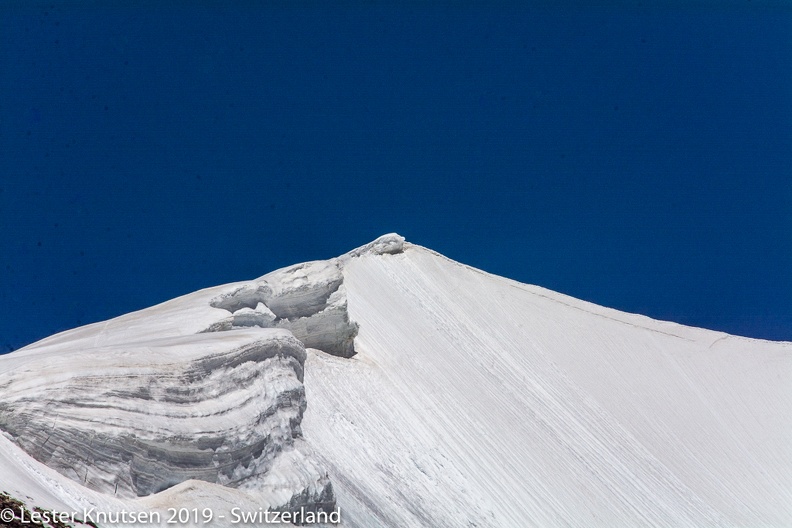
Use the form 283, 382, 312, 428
2, 2, 791, 352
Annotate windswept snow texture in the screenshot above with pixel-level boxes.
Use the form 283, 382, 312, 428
301, 243, 792, 527
0, 232, 790, 527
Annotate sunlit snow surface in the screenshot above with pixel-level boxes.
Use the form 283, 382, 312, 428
1, 236, 790, 527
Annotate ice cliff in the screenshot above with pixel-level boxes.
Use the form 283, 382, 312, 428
204, 260, 358, 357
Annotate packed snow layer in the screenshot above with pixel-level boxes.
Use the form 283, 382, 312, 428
301, 243, 792, 527
0, 232, 790, 527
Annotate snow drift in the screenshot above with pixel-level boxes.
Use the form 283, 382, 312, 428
0, 234, 790, 527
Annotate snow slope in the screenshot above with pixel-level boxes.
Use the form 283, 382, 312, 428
1, 235, 790, 527
303, 243, 792, 527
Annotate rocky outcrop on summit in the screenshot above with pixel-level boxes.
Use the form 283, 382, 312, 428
0, 329, 331, 506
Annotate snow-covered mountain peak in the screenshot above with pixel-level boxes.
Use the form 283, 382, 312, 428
1, 237, 790, 527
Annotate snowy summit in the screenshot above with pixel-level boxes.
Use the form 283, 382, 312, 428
0, 234, 790, 527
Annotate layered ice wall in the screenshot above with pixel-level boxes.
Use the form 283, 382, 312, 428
0, 330, 331, 502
